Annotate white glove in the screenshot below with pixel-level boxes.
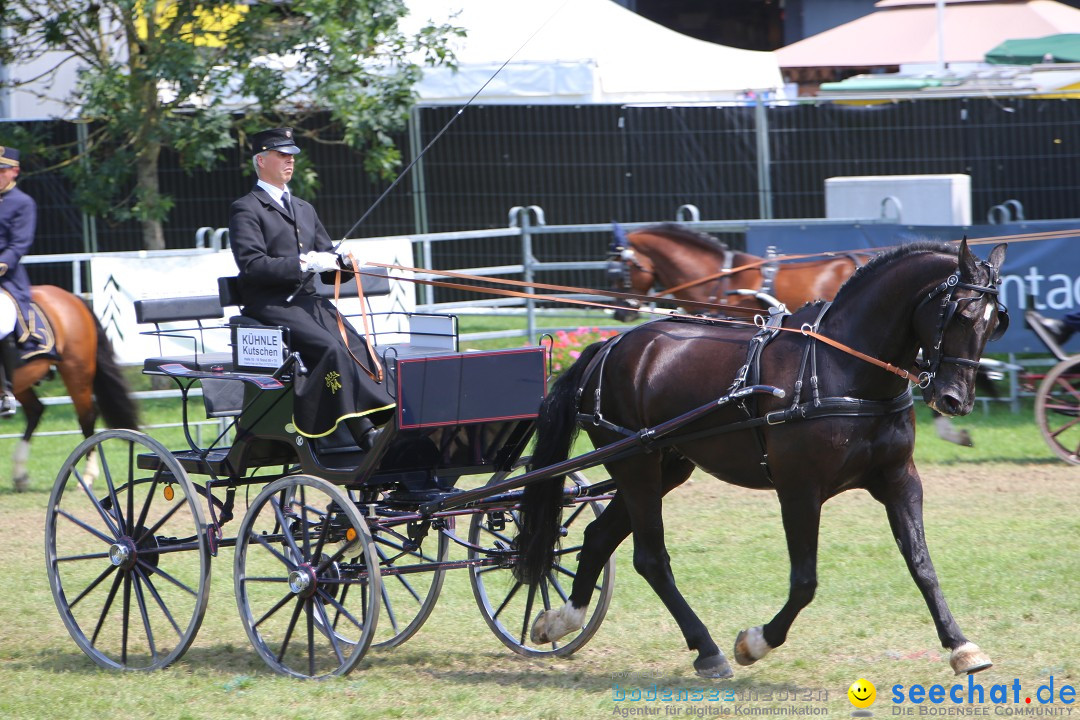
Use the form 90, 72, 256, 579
336, 250, 356, 271
302, 251, 340, 273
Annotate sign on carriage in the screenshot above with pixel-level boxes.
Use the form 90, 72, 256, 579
232, 325, 286, 370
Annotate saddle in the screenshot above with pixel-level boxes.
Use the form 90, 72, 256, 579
17, 301, 60, 363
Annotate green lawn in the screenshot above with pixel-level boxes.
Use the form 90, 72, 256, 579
0, 314, 1075, 720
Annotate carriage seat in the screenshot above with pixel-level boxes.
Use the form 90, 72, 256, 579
134, 295, 230, 374
134, 294, 245, 418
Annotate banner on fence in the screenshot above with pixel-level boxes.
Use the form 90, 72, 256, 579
747, 221, 1080, 354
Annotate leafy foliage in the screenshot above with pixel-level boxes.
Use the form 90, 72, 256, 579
0, 0, 463, 248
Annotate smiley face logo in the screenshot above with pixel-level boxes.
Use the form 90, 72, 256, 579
848, 678, 877, 709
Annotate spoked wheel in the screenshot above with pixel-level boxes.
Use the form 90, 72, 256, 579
368, 515, 450, 649
45, 429, 211, 671
468, 470, 614, 657
1035, 356, 1080, 465
234, 475, 381, 678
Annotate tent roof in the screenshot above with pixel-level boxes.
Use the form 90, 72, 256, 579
986, 32, 1080, 62
404, 0, 784, 104
776, 0, 1080, 69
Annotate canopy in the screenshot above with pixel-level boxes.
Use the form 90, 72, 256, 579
403, 0, 784, 104
986, 32, 1080, 63
776, 0, 1080, 69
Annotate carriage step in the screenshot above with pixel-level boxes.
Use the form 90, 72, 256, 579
137, 448, 238, 476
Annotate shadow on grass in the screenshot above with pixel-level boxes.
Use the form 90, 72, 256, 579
20, 643, 810, 695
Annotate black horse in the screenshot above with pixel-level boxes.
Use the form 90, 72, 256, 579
515, 239, 1007, 678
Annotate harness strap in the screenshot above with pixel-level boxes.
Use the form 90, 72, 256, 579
334, 255, 384, 383
575, 332, 636, 438
706, 249, 735, 304
585, 390, 915, 466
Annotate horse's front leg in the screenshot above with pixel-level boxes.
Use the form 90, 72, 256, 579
734, 489, 821, 666
12, 391, 44, 492
868, 466, 992, 675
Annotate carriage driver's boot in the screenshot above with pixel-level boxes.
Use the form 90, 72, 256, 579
346, 416, 381, 452
0, 334, 18, 418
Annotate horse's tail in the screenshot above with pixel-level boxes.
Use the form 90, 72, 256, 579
90, 309, 140, 430
512, 340, 606, 585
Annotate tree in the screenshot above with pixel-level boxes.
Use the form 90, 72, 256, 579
0, 0, 462, 250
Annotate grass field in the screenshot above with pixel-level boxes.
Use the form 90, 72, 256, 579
0, 317, 1077, 719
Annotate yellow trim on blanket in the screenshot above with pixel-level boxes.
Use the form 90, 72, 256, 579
293, 403, 397, 439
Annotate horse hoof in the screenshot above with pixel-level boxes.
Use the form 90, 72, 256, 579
694, 653, 734, 679
13, 475, 28, 493
531, 610, 553, 644
950, 642, 993, 675
734, 626, 772, 666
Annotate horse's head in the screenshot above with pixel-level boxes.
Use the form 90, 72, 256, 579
606, 230, 655, 322
914, 239, 1009, 416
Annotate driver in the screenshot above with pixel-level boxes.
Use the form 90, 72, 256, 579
228, 128, 393, 449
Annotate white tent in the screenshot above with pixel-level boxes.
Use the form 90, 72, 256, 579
403, 0, 785, 104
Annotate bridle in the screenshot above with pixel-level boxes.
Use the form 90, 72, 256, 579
913, 260, 1009, 388
606, 239, 653, 298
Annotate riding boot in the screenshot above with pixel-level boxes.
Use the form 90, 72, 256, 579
0, 335, 18, 418
346, 416, 381, 451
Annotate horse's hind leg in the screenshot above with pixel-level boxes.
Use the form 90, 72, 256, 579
868, 467, 992, 675
59, 363, 101, 486
734, 489, 822, 666
532, 453, 696, 647
618, 455, 732, 678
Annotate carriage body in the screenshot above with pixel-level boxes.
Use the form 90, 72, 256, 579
44, 269, 615, 678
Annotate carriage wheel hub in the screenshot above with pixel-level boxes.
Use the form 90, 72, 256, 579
288, 564, 317, 597
109, 538, 137, 570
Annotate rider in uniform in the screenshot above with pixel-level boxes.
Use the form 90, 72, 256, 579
0, 147, 36, 417
1037, 310, 1080, 347
229, 128, 393, 448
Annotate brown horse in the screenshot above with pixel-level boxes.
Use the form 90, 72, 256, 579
519, 239, 1007, 678
607, 223, 979, 447
9, 286, 139, 491
608, 222, 870, 321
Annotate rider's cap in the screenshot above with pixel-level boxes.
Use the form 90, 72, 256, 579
250, 128, 300, 156
0, 147, 21, 167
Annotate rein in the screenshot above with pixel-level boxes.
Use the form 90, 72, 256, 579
364, 262, 926, 384
333, 253, 384, 382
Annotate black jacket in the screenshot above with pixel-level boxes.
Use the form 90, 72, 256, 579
229, 185, 334, 307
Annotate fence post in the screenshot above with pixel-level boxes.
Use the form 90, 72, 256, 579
755, 98, 774, 220
510, 205, 546, 343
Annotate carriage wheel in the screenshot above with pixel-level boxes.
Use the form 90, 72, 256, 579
369, 515, 450, 650
1035, 356, 1080, 465
233, 475, 381, 678
45, 429, 211, 671
468, 470, 615, 657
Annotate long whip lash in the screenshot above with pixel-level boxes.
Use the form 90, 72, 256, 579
287, 0, 573, 302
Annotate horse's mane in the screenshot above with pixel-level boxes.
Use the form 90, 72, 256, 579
834, 240, 956, 303
636, 222, 730, 255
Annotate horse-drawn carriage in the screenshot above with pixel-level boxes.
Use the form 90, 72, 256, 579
44, 268, 616, 679
46, 239, 1007, 680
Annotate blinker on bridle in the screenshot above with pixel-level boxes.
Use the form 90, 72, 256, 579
913, 260, 1009, 388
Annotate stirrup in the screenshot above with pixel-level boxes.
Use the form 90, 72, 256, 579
0, 393, 17, 418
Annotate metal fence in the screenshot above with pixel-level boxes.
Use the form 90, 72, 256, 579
13, 96, 1080, 294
